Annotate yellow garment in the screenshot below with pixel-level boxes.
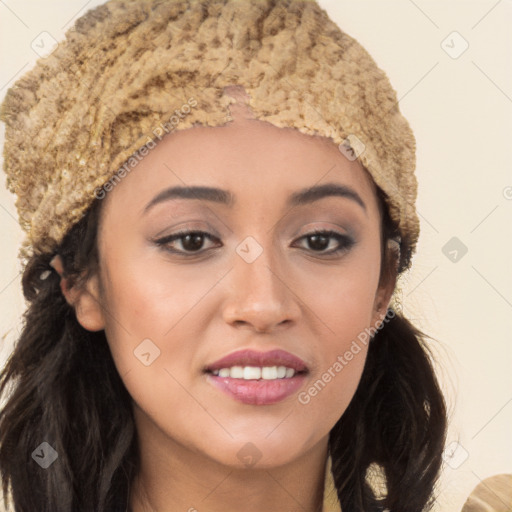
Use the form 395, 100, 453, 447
460, 474, 512, 512
321, 456, 512, 512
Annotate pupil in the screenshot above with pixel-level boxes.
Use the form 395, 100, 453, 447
184, 234, 204, 251
309, 234, 328, 251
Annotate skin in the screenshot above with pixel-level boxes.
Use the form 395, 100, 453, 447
54, 86, 396, 512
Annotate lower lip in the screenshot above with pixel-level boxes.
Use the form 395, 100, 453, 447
205, 372, 308, 405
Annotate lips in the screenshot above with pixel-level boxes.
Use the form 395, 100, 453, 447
203, 349, 310, 405
206, 372, 308, 405
203, 349, 309, 373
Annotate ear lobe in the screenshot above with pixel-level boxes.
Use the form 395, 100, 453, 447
50, 255, 106, 332
371, 288, 394, 329
73, 273, 106, 332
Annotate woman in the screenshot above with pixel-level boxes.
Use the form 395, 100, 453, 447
0, 0, 447, 510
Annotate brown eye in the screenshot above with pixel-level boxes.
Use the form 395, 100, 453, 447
153, 230, 219, 254
295, 230, 355, 255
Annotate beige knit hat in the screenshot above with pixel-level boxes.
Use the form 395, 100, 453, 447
0, 0, 419, 273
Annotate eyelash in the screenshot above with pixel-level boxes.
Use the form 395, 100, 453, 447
153, 228, 355, 257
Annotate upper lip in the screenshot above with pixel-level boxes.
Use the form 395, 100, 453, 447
204, 349, 309, 373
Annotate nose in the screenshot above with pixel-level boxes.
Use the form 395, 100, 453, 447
221, 242, 301, 333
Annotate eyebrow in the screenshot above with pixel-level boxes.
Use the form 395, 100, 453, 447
143, 182, 367, 214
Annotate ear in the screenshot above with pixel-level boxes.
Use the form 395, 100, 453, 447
50, 255, 106, 332
370, 239, 400, 328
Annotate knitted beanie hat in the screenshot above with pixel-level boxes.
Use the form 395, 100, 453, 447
0, 0, 419, 273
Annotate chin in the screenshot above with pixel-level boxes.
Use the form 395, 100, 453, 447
201, 434, 315, 470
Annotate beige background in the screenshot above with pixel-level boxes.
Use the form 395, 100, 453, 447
0, 1, 511, 511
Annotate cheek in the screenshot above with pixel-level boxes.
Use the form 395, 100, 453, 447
302, 233, 382, 340
295, 240, 380, 416
298, 343, 368, 428
98, 261, 210, 434
99, 257, 210, 374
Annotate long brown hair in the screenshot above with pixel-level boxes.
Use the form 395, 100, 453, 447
0, 187, 447, 511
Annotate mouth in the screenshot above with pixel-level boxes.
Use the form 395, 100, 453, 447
203, 349, 309, 405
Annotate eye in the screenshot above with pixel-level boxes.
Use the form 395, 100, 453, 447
153, 230, 219, 255
153, 229, 354, 257
294, 229, 355, 255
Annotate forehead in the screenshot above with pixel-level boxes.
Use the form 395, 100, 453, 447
99, 115, 380, 224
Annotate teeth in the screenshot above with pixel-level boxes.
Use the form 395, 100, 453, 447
230, 366, 244, 379
211, 365, 298, 380
261, 366, 276, 379
244, 366, 261, 379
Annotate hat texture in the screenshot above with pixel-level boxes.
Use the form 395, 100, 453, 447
0, 0, 419, 271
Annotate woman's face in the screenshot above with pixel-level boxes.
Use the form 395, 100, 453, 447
74, 102, 394, 471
